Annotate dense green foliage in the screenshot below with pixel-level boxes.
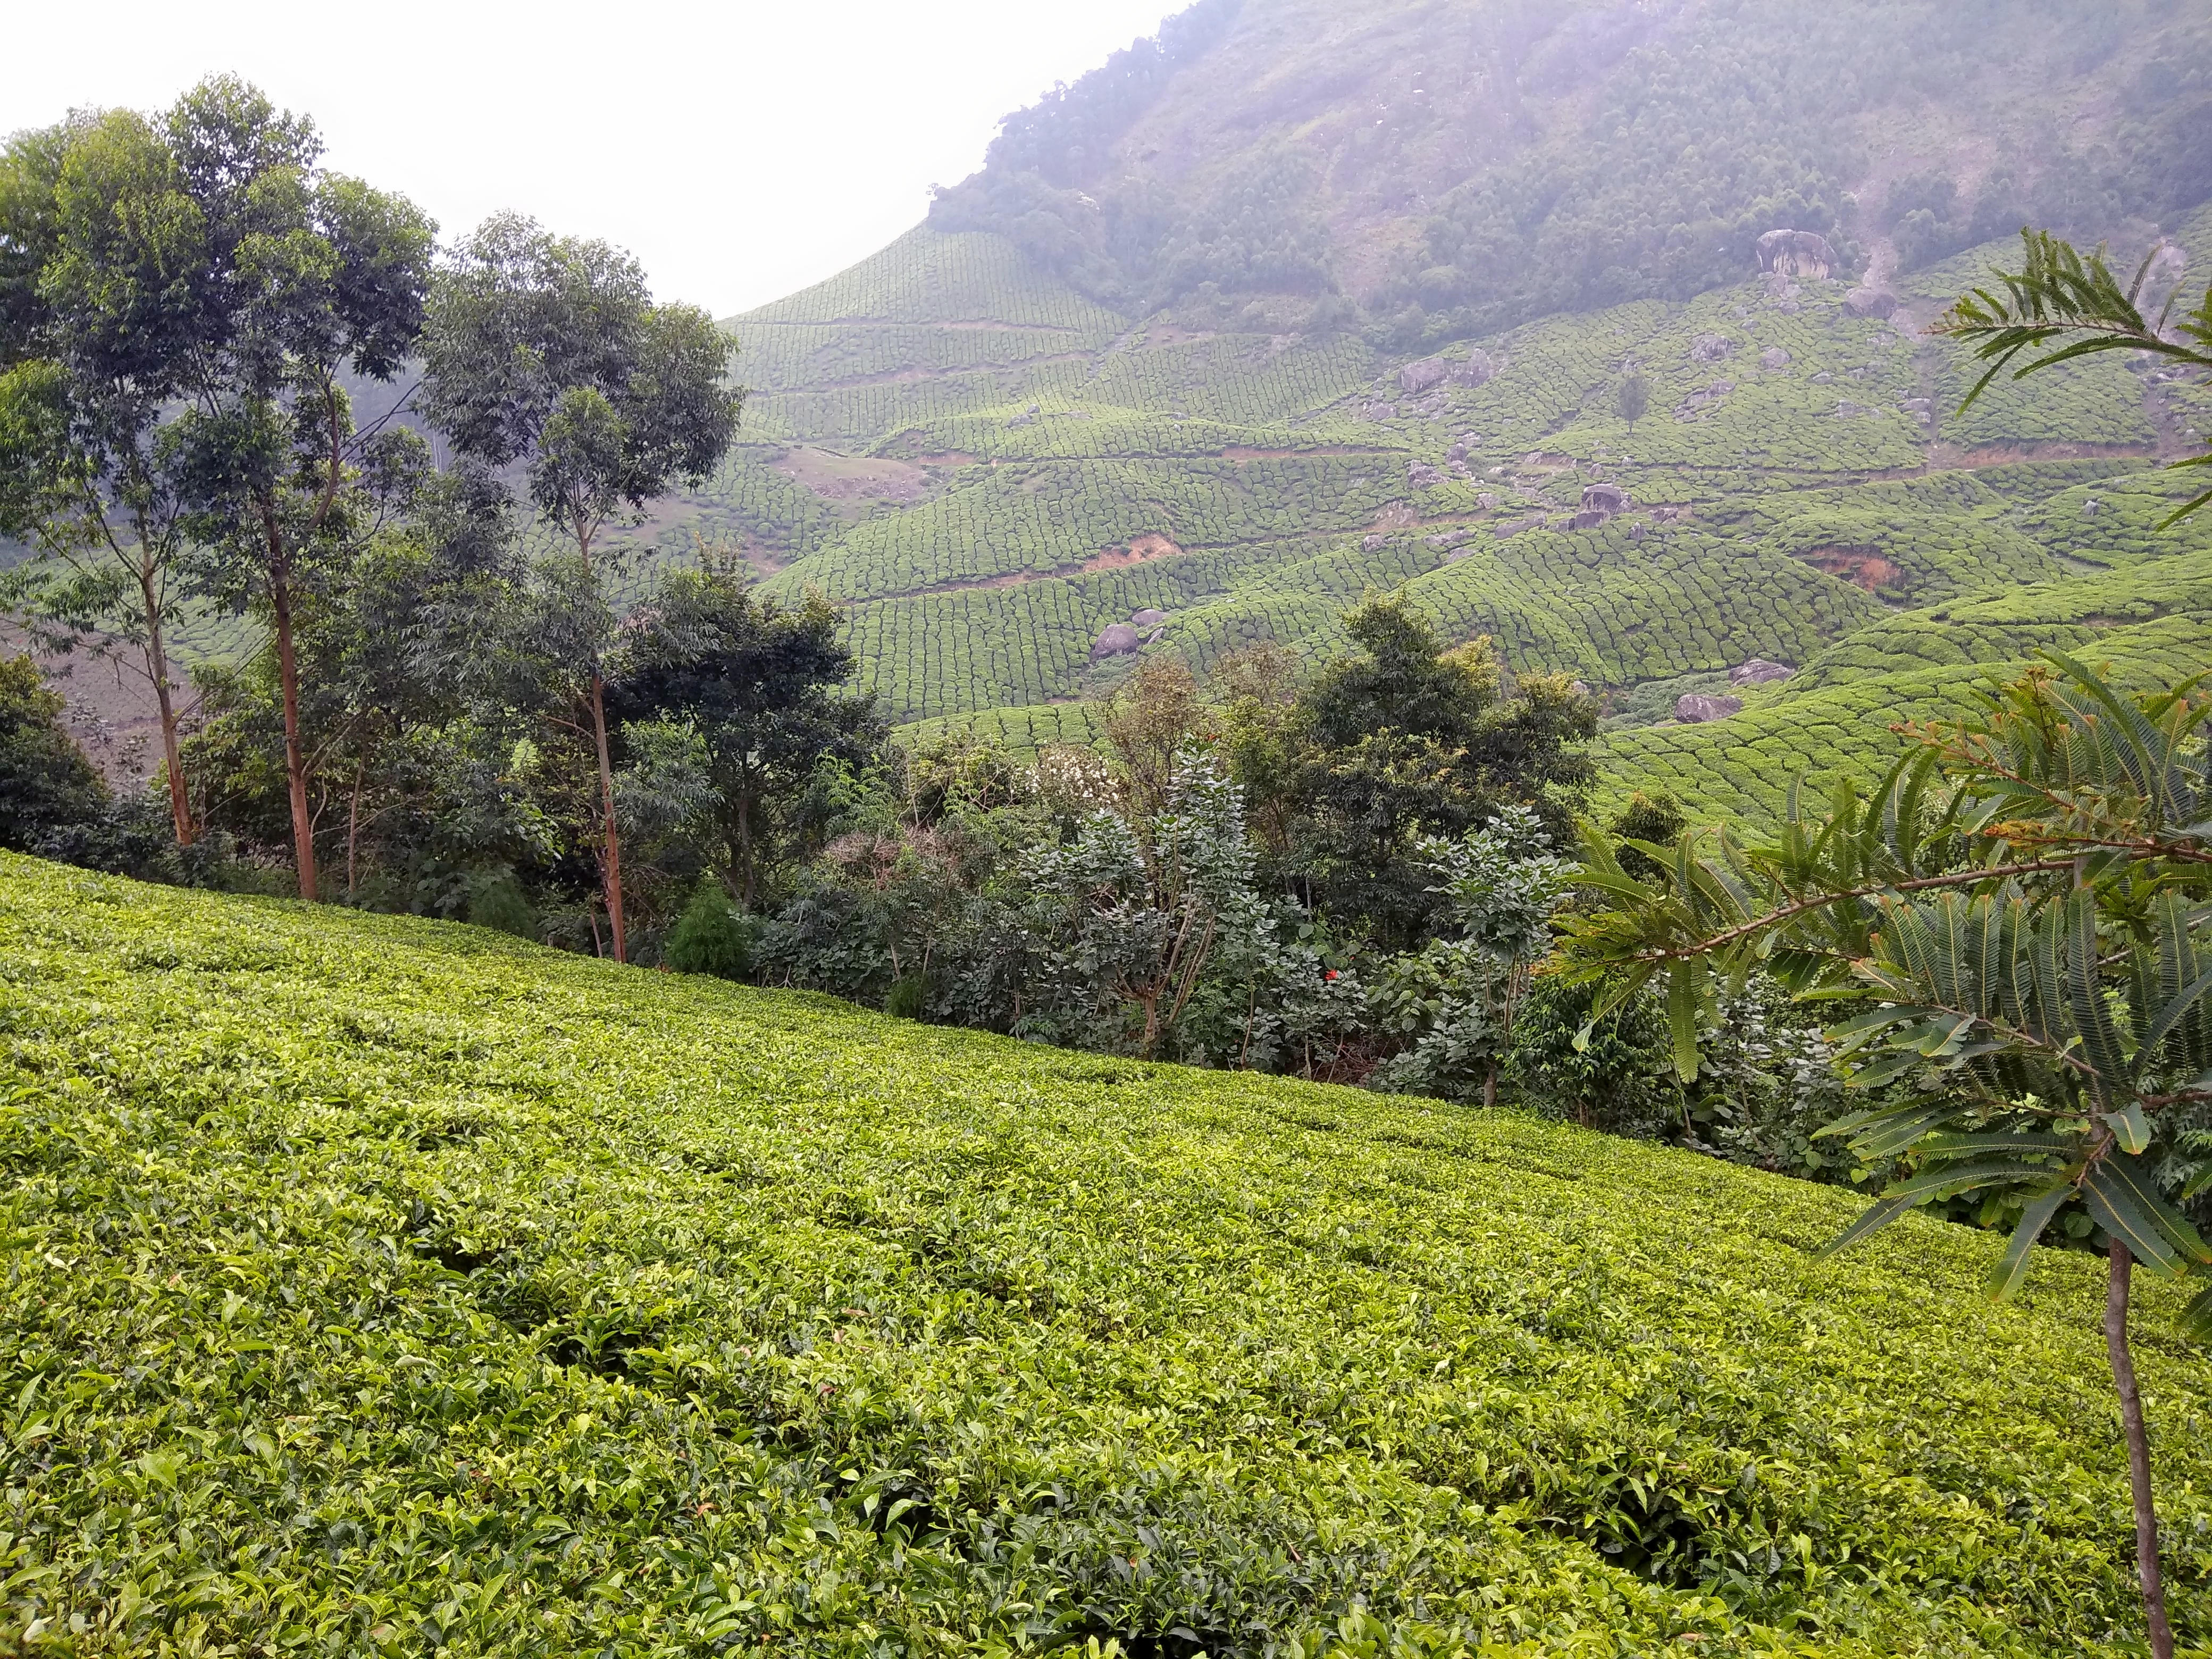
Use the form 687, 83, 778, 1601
7, 852, 2212, 1654
929, 0, 2210, 335
0, 655, 105, 851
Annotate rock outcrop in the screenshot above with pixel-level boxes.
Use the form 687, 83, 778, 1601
1407, 460, 1444, 488
1674, 380, 1733, 421
1729, 659, 1793, 688
1755, 229, 1835, 279
1090, 623, 1141, 659
1400, 359, 1447, 395
1675, 693, 1744, 723
1400, 351, 1497, 397
1130, 608, 1168, 627
1691, 333, 1734, 362
1454, 350, 1498, 387
1580, 482, 1628, 518
1759, 347, 1791, 370
1844, 287, 1898, 319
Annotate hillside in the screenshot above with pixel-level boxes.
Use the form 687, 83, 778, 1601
4, 852, 2211, 1653
36, 0, 2207, 831
550, 0, 2212, 826
928, 0, 2211, 338
638, 190, 2210, 816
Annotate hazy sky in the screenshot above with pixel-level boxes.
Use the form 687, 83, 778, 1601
1, 0, 1180, 317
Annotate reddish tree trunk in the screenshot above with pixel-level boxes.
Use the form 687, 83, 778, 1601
2106, 1243, 2175, 1659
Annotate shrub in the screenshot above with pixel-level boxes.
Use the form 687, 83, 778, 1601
885, 969, 932, 1018
0, 655, 107, 852
664, 875, 753, 978
465, 872, 540, 940
1509, 973, 1682, 1135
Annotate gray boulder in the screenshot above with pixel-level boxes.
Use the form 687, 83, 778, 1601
1675, 693, 1744, 723
1756, 229, 1836, 278
1759, 347, 1791, 370
1090, 624, 1141, 659
1451, 350, 1498, 387
1130, 608, 1168, 627
1844, 287, 1899, 320
1691, 333, 1735, 362
1408, 460, 1444, 488
1581, 482, 1628, 516
1729, 659, 1794, 688
1400, 358, 1448, 395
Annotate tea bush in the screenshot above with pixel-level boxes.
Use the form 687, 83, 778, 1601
4, 854, 2211, 1654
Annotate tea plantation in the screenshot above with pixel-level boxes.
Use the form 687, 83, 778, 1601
5, 853, 2212, 1655
123, 188, 2212, 824
646, 199, 2212, 802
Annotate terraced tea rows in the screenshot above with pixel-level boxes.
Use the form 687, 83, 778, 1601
701, 206, 2212, 810
13, 855, 2208, 1653
112, 203, 2212, 830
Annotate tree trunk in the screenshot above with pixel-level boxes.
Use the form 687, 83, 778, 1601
589, 668, 626, 962
1482, 1066, 1498, 1109
2106, 1242, 2175, 1659
346, 761, 364, 902
267, 556, 317, 902
735, 786, 756, 910
137, 563, 195, 846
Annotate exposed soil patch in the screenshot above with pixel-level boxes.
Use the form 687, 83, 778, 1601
1079, 533, 1184, 572
1224, 446, 1392, 460
771, 447, 932, 506
1370, 502, 1420, 531
904, 534, 1191, 599
1929, 441, 2158, 468
937, 321, 1087, 333
1802, 545, 1901, 590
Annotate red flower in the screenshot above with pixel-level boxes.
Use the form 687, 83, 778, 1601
1324, 970, 1339, 981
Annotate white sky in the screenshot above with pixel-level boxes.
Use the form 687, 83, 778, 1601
1, 0, 1180, 317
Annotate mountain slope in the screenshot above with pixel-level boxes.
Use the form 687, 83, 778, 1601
6, 850, 2212, 1652
630, 0, 2212, 823
927, 0, 2212, 339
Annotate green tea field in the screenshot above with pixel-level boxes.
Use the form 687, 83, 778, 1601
616, 196, 2212, 824
4, 852, 2209, 1655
